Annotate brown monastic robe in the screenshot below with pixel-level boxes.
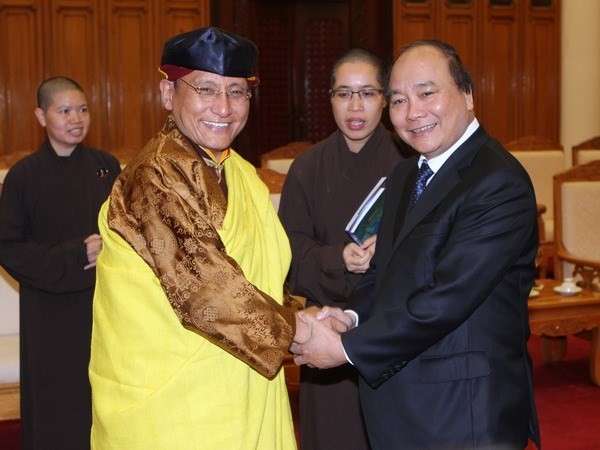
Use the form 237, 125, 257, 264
279, 123, 407, 450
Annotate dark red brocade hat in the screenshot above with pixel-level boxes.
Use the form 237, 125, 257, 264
159, 26, 260, 86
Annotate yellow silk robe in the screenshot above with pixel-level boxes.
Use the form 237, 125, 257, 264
89, 117, 297, 449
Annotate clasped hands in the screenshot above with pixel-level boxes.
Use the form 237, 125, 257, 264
290, 306, 355, 369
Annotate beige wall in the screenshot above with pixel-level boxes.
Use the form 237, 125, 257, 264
561, 0, 600, 165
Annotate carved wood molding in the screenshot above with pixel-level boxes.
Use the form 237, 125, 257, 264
573, 136, 600, 150
256, 167, 286, 194
261, 141, 312, 162
554, 160, 600, 183
573, 264, 600, 292
505, 135, 563, 151
0, 3, 37, 12
534, 319, 600, 337
553, 160, 600, 281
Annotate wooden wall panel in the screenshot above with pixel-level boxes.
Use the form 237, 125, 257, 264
151, 1, 211, 150
105, 1, 156, 153
439, 2, 479, 80
392, 1, 435, 48
438, 2, 481, 117
393, 1, 480, 66
0, 2, 44, 155
480, 3, 520, 142
0, 1, 561, 164
392, 0, 560, 145
0, 0, 210, 164
45, 0, 103, 146
159, 0, 209, 40
522, 2, 560, 141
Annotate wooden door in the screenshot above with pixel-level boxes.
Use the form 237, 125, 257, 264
249, 1, 349, 154
215, 0, 393, 165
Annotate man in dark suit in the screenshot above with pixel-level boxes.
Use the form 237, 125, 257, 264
291, 40, 541, 449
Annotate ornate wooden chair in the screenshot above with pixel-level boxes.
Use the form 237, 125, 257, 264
260, 141, 312, 174
0, 167, 21, 421
572, 136, 600, 166
0, 251, 20, 421
505, 136, 565, 277
0, 150, 32, 169
108, 147, 138, 167
256, 167, 287, 212
553, 160, 600, 291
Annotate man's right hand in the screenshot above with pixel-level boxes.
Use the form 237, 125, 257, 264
293, 306, 349, 345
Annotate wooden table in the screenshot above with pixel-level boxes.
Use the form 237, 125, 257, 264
528, 278, 600, 386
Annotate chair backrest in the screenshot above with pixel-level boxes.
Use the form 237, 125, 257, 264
553, 160, 600, 289
572, 136, 600, 166
0, 176, 19, 336
505, 136, 565, 242
261, 141, 312, 174
0, 268, 19, 336
256, 167, 287, 211
0, 162, 16, 183
0, 151, 32, 171
108, 147, 139, 167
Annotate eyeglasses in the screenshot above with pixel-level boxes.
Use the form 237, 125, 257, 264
178, 77, 252, 105
329, 88, 383, 102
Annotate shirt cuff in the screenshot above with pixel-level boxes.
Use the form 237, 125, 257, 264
342, 345, 354, 366
345, 309, 359, 327
341, 309, 359, 365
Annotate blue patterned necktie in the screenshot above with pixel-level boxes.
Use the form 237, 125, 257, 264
411, 160, 434, 206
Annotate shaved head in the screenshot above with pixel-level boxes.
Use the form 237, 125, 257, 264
37, 77, 85, 111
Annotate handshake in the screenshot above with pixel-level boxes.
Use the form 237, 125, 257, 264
289, 306, 356, 370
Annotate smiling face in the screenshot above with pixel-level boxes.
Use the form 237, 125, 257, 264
159, 70, 250, 156
34, 89, 90, 156
388, 45, 474, 159
330, 61, 387, 154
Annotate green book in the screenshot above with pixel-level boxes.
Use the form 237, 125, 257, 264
345, 177, 387, 245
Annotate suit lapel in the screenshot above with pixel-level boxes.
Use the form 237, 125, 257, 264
374, 161, 412, 276
375, 163, 456, 279
394, 166, 460, 245
391, 127, 490, 250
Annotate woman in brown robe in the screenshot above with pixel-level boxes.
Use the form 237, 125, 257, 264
279, 48, 411, 450
0, 77, 121, 450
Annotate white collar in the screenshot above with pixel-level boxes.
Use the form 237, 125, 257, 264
418, 118, 480, 174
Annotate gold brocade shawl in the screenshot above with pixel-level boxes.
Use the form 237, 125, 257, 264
105, 116, 294, 376
89, 117, 297, 449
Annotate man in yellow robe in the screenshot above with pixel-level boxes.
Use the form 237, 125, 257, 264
89, 27, 311, 449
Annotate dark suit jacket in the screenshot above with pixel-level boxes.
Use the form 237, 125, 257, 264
343, 127, 541, 449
